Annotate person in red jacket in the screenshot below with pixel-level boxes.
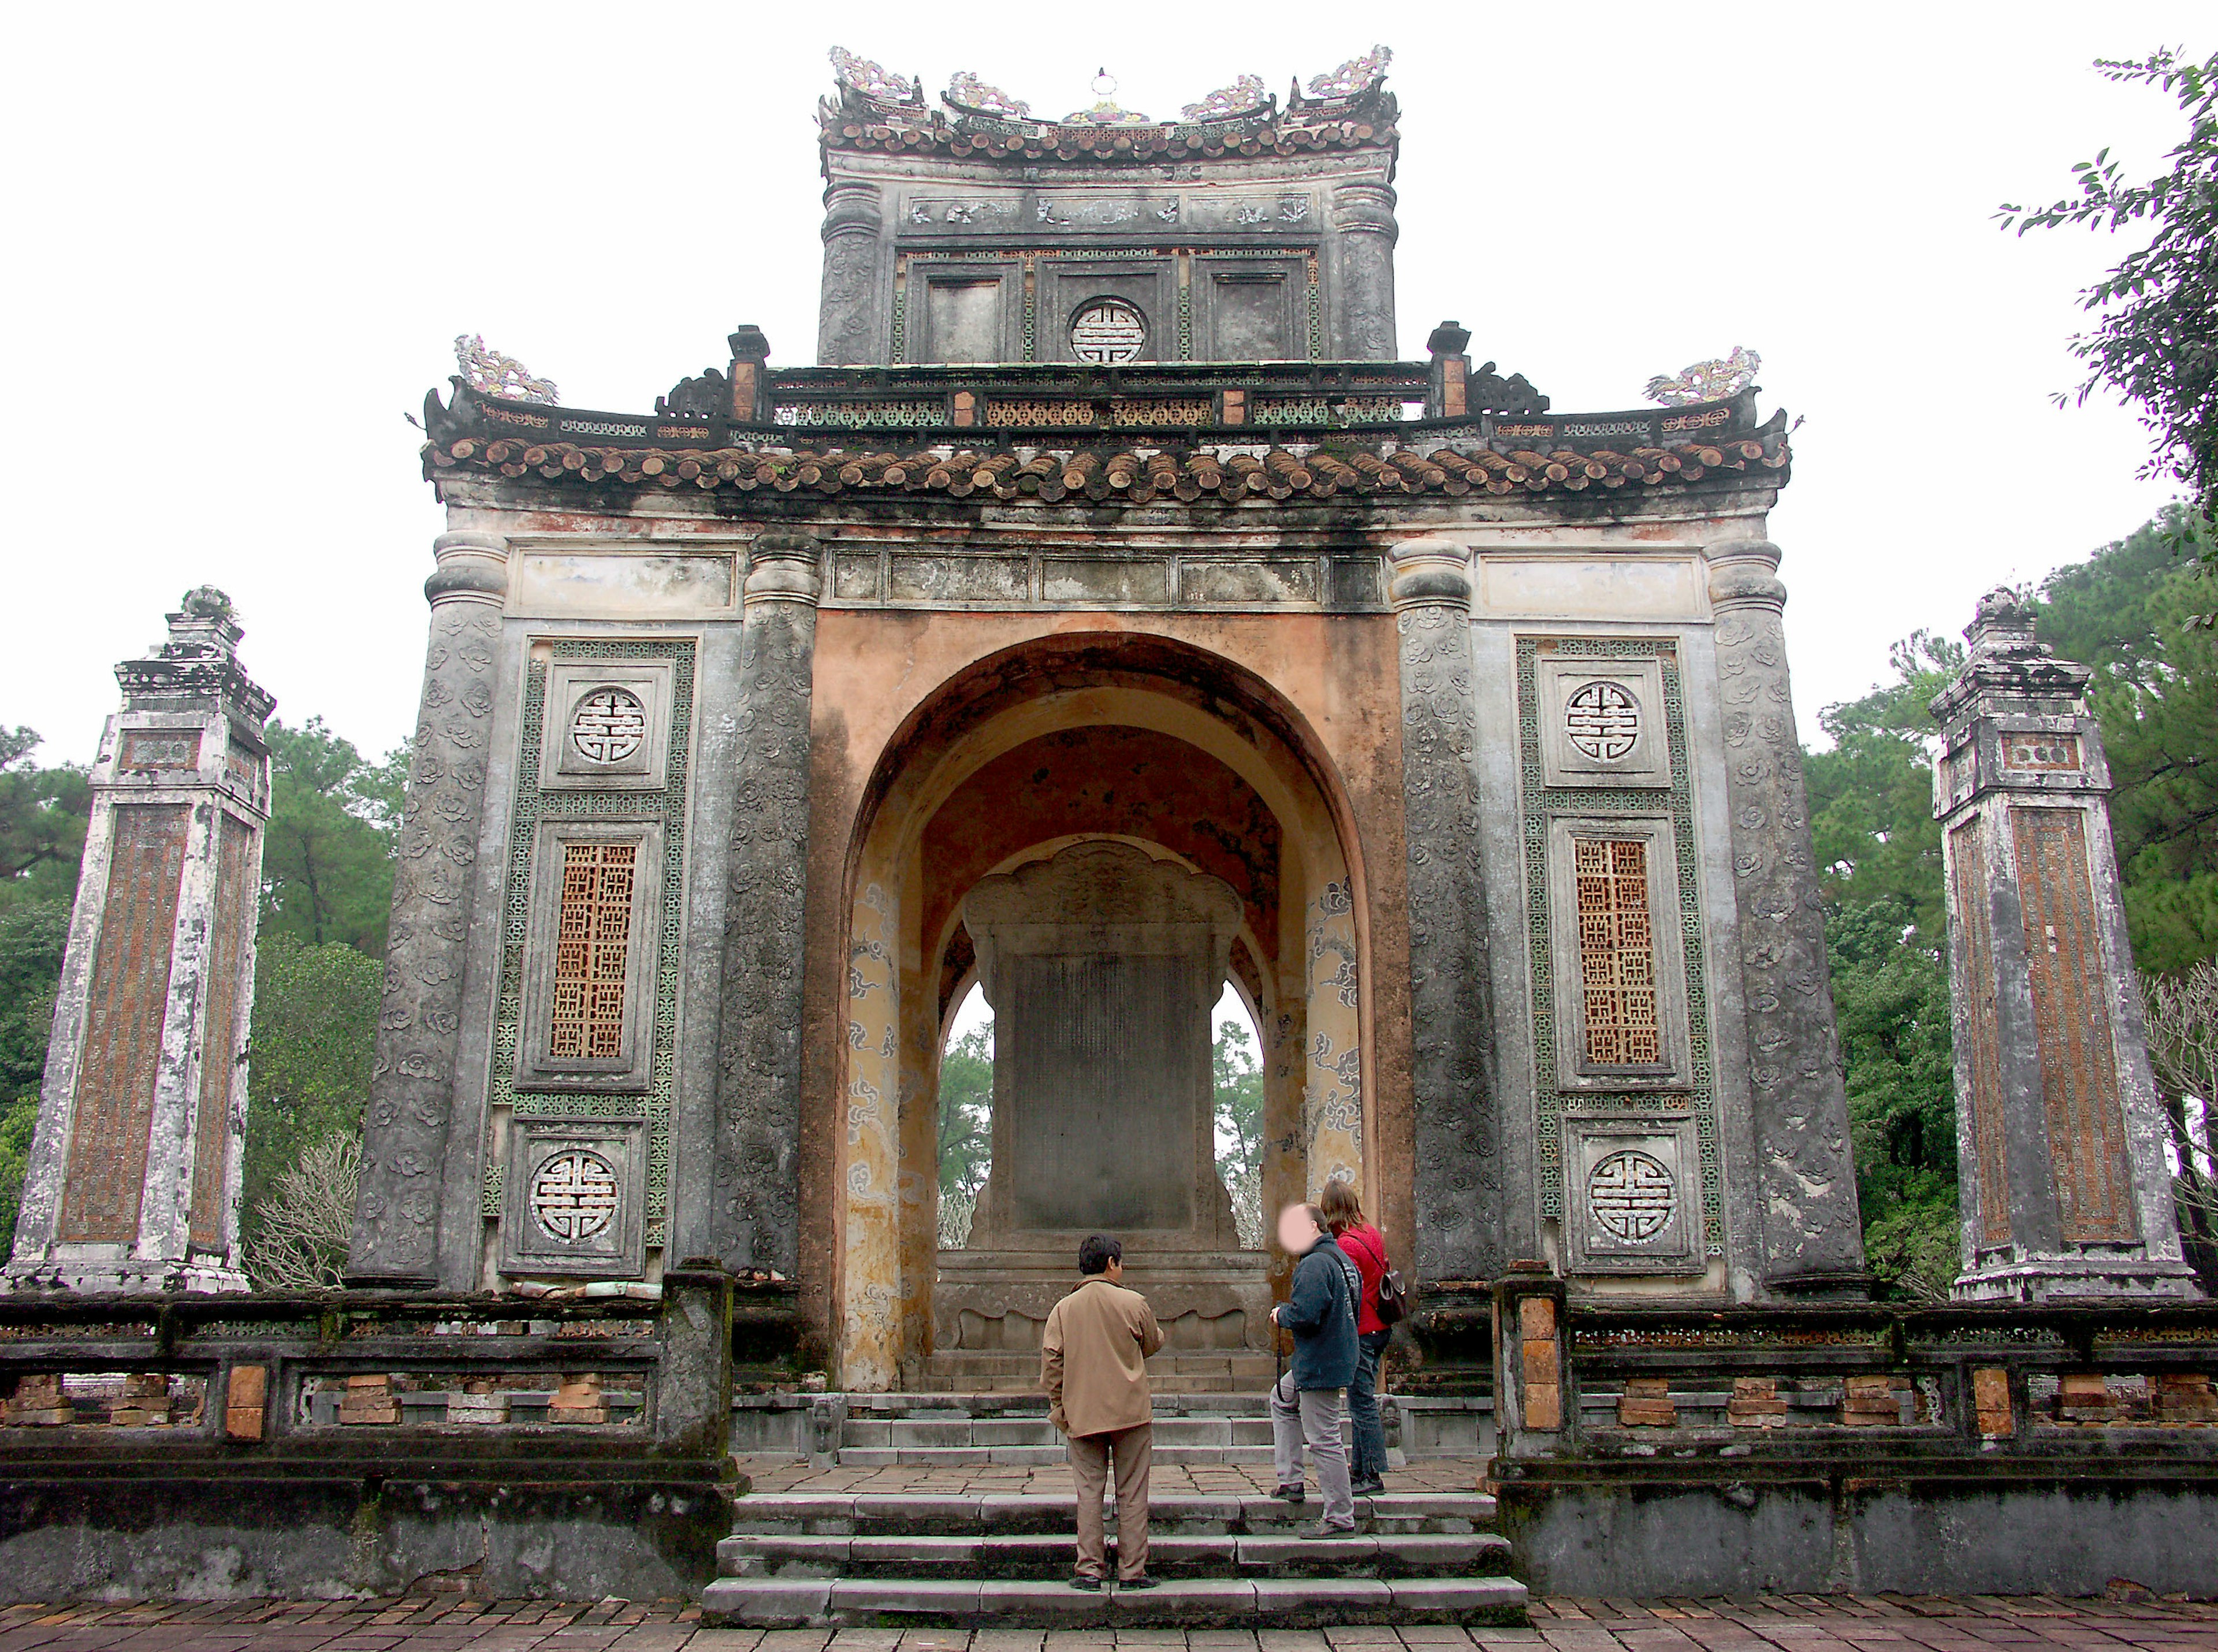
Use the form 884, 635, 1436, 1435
1320, 1178, 1391, 1496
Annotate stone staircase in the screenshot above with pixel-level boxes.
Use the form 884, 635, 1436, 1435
702, 1486, 1527, 1628
833, 1390, 1278, 1466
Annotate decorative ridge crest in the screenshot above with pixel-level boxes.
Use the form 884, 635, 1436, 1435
455, 334, 557, 405
1304, 45, 1391, 102
1181, 74, 1270, 123
1646, 347, 1761, 407
830, 45, 919, 107
944, 70, 1029, 119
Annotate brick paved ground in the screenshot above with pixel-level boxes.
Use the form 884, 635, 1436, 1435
2, 1597, 2216, 1652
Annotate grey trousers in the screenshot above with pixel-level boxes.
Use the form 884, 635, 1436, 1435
1269, 1371, 1354, 1527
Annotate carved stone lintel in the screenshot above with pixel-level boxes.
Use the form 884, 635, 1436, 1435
1389, 538, 1500, 1281
712, 533, 821, 1272
1705, 541, 1867, 1292
347, 531, 510, 1286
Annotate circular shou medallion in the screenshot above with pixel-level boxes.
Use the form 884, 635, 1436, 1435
1587, 1149, 1675, 1244
530, 1149, 620, 1242
1565, 680, 1641, 761
1070, 298, 1147, 364
571, 687, 647, 764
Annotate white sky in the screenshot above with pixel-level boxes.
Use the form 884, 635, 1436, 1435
2, 3, 2205, 765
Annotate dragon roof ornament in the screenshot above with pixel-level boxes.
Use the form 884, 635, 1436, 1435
1180, 74, 1270, 123
830, 46, 919, 107
455, 334, 557, 405
1303, 44, 1391, 102
1645, 347, 1761, 407
944, 70, 1030, 119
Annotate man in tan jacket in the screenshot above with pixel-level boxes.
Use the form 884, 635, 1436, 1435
1040, 1233, 1166, 1591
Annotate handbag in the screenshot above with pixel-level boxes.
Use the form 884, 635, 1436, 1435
1375, 1266, 1411, 1327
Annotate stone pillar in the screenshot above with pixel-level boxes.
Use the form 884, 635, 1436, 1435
817, 181, 884, 366
1932, 589, 2197, 1301
1389, 538, 1502, 1282
1706, 541, 1867, 1290
347, 532, 508, 1285
7, 588, 273, 1294
1329, 181, 1400, 360
710, 533, 820, 1274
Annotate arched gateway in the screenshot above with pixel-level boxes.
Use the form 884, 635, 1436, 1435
827, 633, 1380, 1387
324, 43, 1918, 1376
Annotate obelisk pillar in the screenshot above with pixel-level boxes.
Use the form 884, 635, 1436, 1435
710, 532, 821, 1273
347, 531, 508, 1285
1389, 538, 1502, 1281
1933, 588, 2197, 1300
1705, 541, 1867, 1290
7, 589, 273, 1293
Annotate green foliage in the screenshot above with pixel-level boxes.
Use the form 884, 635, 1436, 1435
0, 1095, 37, 1255
0, 902, 70, 1106
937, 1023, 993, 1200
0, 729, 88, 909
260, 718, 403, 955
1806, 635, 1962, 1300
2037, 510, 2218, 970
1212, 1015, 1264, 1185
2001, 49, 2218, 543
240, 933, 381, 1254
1806, 632, 1960, 939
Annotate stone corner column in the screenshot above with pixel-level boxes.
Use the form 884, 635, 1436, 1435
817, 180, 885, 366
347, 530, 509, 1287
1932, 589, 2198, 1301
710, 531, 822, 1274
1329, 180, 1400, 361
7, 588, 274, 1294
1705, 540, 1869, 1294
1389, 538, 1502, 1284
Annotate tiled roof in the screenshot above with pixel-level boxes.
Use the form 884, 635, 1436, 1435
425, 431, 1788, 504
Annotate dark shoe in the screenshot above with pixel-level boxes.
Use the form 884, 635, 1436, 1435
1274, 1482, 1305, 1503
1302, 1520, 1361, 1540
1118, 1574, 1160, 1590
1070, 1573, 1101, 1591
1350, 1476, 1386, 1497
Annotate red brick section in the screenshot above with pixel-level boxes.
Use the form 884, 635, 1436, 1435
57, 803, 189, 1242
0, 1595, 2212, 1649
2012, 807, 2138, 1244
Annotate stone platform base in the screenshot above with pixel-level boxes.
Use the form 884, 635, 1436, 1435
933, 1248, 1272, 1359
1498, 1466, 2218, 1597
0, 1472, 734, 1602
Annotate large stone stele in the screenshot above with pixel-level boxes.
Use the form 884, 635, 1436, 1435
936, 840, 1270, 1353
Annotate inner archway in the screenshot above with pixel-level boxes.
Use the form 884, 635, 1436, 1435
833, 634, 1374, 1391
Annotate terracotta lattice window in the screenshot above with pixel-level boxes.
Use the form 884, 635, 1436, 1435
1575, 839, 1661, 1066
549, 842, 637, 1059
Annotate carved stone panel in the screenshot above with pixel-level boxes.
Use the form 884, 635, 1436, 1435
1564, 1119, 1699, 1273
1545, 814, 1691, 1092
541, 662, 673, 791
501, 1119, 646, 1278
1536, 657, 1672, 789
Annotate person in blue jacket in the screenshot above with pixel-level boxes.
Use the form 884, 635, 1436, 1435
1267, 1200, 1363, 1536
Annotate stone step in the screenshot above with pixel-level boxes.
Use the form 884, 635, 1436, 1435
843, 1390, 1274, 1417
719, 1529, 1514, 1580
700, 1573, 1528, 1629
837, 1443, 1278, 1466
839, 1415, 1278, 1450
728, 1491, 1495, 1538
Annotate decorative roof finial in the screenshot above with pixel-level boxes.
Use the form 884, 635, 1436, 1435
1305, 46, 1391, 101
1065, 67, 1151, 126
454, 334, 559, 405
1644, 347, 1761, 406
